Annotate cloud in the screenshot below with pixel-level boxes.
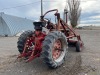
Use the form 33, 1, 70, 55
79, 23, 100, 26
26, 8, 41, 20
81, 19, 100, 23
0, 0, 41, 19
80, 0, 100, 13
0, 0, 100, 26
48, 0, 100, 26
89, 15, 100, 19
49, 0, 66, 12
79, 0, 100, 25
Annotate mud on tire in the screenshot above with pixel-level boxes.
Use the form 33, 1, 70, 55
42, 31, 68, 68
17, 30, 33, 53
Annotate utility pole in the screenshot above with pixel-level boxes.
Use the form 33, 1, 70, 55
64, 0, 68, 23
41, 0, 43, 16
64, 7, 68, 23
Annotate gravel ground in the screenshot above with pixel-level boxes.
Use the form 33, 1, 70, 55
0, 30, 100, 75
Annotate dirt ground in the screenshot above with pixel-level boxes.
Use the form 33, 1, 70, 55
0, 30, 100, 75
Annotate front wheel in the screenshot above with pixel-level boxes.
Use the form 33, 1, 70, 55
42, 31, 68, 68
76, 41, 83, 52
17, 30, 34, 53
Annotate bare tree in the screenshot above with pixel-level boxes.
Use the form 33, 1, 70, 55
68, 0, 81, 28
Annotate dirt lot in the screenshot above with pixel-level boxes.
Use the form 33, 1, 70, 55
0, 30, 100, 75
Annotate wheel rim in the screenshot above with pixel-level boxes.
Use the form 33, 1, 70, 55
52, 39, 62, 60
25, 37, 35, 51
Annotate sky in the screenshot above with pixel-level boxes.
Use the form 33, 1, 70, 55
0, 0, 100, 26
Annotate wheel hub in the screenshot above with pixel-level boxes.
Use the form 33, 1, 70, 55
52, 39, 62, 60
25, 37, 35, 51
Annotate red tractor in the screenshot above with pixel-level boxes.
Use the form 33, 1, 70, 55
17, 9, 83, 68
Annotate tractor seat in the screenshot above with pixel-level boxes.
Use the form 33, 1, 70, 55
33, 22, 46, 29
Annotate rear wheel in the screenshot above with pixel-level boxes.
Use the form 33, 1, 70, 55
42, 31, 68, 68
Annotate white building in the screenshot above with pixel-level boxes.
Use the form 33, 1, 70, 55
0, 12, 34, 36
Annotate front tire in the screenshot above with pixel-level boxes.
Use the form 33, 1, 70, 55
76, 41, 83, 52
42, 31, 68, 68
17, 30, 34, 53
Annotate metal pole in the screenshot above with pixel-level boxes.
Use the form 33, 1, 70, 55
64, 7, 68, 24
41, 0, 43, 16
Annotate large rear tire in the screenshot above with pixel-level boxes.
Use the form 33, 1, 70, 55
17, 30, 34, 53
42, 31, 68, 68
